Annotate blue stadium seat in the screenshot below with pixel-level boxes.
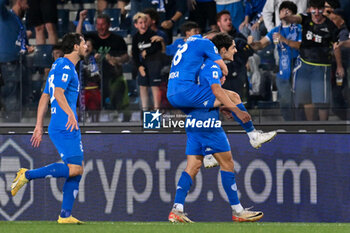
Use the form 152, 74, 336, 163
57, 9, 70, 38
102, 8, 120, 29
32, 45, 53, 68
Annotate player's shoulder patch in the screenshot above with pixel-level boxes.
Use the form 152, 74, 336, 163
214, 46, 218, 54
61, 73, 69, 82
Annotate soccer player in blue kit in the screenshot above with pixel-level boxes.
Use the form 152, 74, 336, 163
168, 33, 264, 223
167, 33, 276, 169
11, 33, 88, 224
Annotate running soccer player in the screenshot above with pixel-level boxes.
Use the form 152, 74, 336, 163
168, 33, 263, 223
11, 33, 88, 224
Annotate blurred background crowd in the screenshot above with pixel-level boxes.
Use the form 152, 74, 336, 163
1, 0, 350, 124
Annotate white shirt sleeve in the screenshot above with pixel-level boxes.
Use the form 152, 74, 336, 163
262, 0, 276, 32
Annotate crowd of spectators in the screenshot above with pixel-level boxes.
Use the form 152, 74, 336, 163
1, 0, 350, 123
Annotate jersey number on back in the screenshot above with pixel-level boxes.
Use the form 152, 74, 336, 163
48, 74, 56, 103
173, 43, 188, 66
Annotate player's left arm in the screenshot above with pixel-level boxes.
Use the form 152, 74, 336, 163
31, 93, 50, 148
54, 87, 79, 132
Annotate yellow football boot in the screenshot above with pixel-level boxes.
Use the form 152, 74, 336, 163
57, 215, 84, 224
11, 168, 29, 196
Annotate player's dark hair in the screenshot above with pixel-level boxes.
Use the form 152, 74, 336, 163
97, 13, 111, 25
308, 0, 325, 8
216, 10, 231, 22
180, 21, 199, 35
143, 8, 159, 26
279, 1, 298, 14
61, 33, 83, 54
325, 0, 341, 9
211, 32, 233, 51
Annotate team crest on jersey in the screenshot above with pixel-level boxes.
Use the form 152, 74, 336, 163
62, 73, 68, 82
63, 65, 71, 70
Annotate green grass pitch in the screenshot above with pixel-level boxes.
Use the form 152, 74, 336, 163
0, 222, 350, 233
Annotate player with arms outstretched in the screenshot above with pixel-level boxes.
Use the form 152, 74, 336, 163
11, 33, 88, 224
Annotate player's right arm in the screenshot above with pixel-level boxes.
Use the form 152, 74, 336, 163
203, 40, 229, 76
31, 93, 50, 148
54, 87, 78, 132
214, 59, 228, 76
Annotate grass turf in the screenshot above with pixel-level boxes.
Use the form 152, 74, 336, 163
0, 222, 349, 233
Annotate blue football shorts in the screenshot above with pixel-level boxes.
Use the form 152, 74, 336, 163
168, 84, 216, 114
186, 129, 231, 156
49, 129, 84, 165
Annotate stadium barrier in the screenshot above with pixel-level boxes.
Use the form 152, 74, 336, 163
0, 133, 349, 222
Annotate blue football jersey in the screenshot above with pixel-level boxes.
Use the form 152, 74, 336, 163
43, 57, 80, 131
167, 35, 221, 96
165, 38, 185, 56
198, 59, 222, 88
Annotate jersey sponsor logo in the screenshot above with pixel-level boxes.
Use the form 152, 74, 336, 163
63, 65, 71, 70
62, 73, 69, 82
51, 107, 56, 114
320, 27, 329, 33
138, 42, 152, 50
306, 30, 322, 43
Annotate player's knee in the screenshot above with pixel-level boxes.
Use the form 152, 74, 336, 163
220, 158, 234, 172
68, 165, 84, 177
185, 163, 201, 177
229, 91, 241, 103
35, 25, 45, 33
45, 23, 57, 34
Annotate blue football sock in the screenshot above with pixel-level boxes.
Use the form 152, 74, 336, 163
60, 175, 81, 218
220, 170, 240, 205
25, 163, 69, 180
231, 103, 255, 133
174, 171, 192, 206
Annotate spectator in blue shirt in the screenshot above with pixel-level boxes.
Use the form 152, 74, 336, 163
249, 1, 301, 120
0, 0, 30, 122
239, 0, 267, 41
